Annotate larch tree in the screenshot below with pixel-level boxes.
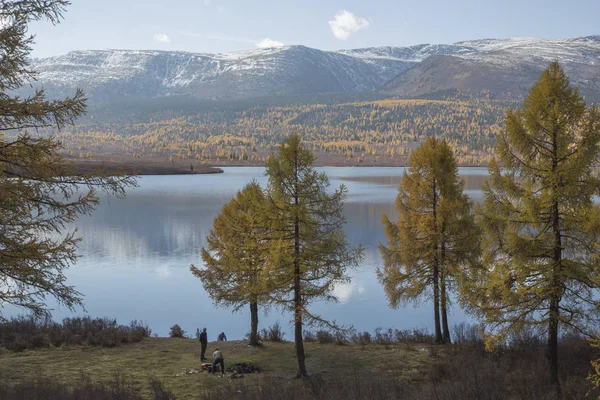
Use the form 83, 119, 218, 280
378, 137, 479, 344
192, 181, 269, 346
0, 0, 136, 319
463, 62, 600, 397
263, 134, 363, 378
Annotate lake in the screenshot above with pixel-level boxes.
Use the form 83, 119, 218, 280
9, 167, 489, 339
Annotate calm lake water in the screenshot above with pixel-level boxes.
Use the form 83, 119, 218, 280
9, 167, 489, 339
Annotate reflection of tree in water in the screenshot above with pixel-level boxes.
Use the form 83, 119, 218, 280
460, 174, 488, 192
75, 193, 226, 260
72, 172, 488, 264
344, 202, 396, 250
342, 174, 488, 192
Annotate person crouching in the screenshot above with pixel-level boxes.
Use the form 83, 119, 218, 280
212, 348, 225, 376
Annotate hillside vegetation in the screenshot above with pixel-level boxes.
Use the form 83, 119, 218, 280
42, 96, 510, 166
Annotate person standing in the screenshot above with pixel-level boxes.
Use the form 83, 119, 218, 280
199, 328, 208, 361
212, 348, 225, 376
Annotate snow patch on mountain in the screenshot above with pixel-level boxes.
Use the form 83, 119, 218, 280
26, 35, 600, 101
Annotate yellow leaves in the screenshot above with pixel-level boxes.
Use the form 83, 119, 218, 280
45, 97, 508, 166
588, 336, 600, 393
483, 331, 505, 353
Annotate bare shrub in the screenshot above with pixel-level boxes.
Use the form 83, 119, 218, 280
452, 322, 482, 346
260, 321, 285, 342
350, 331, 371, 345
304, 330, 317, 342
0, 374, 143, 400
0, 316, 151, 351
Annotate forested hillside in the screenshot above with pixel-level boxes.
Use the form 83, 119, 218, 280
43, 96, 510, 166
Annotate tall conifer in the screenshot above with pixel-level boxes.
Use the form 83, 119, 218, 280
0, 1, 135, 319
192, 181, 269, 346
264, 134, 363, 377
465, 62, 600, 397
379, 137, 478, 344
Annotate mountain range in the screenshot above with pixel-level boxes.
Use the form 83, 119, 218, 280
28, 35, 600, 103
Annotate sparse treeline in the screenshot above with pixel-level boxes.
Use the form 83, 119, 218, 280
193, 63, 600, 394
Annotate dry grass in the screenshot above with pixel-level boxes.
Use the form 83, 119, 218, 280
0, 338, 432, 399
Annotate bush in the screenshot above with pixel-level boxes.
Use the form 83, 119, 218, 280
316, 330, 334, 344
393, 328, 435, 344
0, 316, 151, 351
0, 374, 143, 400
149, 377, 176, 400
303, 330, 317, 342
260, 322, 285, 342
452, 322, 482, 346
373, 327, 395, 345
169, 324, 185, 338
350, 331, 371, 345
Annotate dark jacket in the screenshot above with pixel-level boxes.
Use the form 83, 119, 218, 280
199, 331, 207, 343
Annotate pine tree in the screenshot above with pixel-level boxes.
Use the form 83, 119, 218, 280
264, 134, 363, 377
464, 62, 600, 397
0, 1, 135, 319
378, 137, 479, 344
192, 181, 269, 346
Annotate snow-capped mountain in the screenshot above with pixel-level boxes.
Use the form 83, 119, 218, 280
27, 35, 600, 102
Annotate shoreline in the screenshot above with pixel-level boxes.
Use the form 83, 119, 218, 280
70, 158, 224, 176
70, 158, 487, 175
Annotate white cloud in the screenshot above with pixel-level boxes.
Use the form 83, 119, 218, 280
332, 282, 366, 303
328, 10, 370, 40
203, 0, 210, 5
153, 33, 170, 43
256, 38, 285, 48
332, 282, 354, 304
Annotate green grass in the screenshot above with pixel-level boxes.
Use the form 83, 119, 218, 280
0, 338, 434, 399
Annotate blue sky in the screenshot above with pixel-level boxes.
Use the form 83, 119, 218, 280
30, 0, 600, 58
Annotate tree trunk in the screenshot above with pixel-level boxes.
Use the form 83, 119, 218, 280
440, 235, 451, 344
549, 132, 562, 398
432, 177, 443, 344
293, 148, 308, 378
549, 294, 561, 398
294, 270, 307, 378
249, 301, 259, 346
441, 274, 451, 344
433, 265, 443, 344
549, 201, 562, 397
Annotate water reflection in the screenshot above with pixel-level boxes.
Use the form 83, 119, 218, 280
9, 167, 487, 338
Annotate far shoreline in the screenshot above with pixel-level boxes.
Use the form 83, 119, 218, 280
69, 157, 489, 176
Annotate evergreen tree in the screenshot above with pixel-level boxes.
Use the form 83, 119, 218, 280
0, 1, 135, 319
192, 181, 269, 346
378, 137, 479, 344
264, 134, 363, 377
464, 62, 600, 397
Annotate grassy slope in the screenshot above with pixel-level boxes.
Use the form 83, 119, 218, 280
0, 338, 433, 399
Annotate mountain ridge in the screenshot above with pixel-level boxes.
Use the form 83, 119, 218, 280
26, 35, 600, 102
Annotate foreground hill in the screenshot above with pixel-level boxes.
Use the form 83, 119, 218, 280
0, 337, 595, 399
27, 36, 600, 102
0, 338, 431, 399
